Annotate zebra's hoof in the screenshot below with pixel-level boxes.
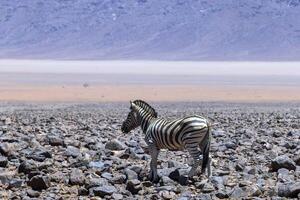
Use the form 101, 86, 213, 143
148, 173, 159, 183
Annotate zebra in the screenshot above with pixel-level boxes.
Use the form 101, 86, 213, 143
121, 100, 212, 183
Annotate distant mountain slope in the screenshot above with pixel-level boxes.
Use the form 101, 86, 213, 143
0, 0, 300, 60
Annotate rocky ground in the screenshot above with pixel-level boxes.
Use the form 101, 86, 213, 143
0, 102, 299, 199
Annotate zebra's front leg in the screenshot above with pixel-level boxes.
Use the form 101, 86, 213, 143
148, 145, 159, 183
186, 143, 202, 178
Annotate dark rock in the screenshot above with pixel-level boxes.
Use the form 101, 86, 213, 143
28, 175, 50, 191
126, 179, 142, 195
85, 177, 108, 189
169, 169, 180, 182
105, 139, 126, 150
168, 168, 188, 185
65, 146, 81, 158
167, 160, 181, 168
272, 131, 281, 138
0, 156, 8, 167
47, 135, 64, 146
235, 162, 245, 171
294, 154, 300, 166
215, 169, 230, 176
28, 171, 41, 180
110, 174, 126, 184
27, 149, 52, 162
92, 185, 117, 197
78, 187, 89, 196
216, 190, 229, 199
18, 160, 38, 174
69, 169, 85, 186
278, 182, 300, 198
271, 155, 296, 171
27, 189, 40, 198
142, 181, 153, 187
244, 166, 256, 175
224, 141, 237, 149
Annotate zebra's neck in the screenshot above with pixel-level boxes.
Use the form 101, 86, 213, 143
136, 108, 156, 133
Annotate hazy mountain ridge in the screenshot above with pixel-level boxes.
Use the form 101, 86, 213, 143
0, 0, 300, 60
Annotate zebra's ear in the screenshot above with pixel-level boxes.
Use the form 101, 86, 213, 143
129, 101, 135, 109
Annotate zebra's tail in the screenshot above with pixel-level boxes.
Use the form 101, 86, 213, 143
201, 122, 211, 174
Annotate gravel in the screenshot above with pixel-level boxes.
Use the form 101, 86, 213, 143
0, 102, 299, 199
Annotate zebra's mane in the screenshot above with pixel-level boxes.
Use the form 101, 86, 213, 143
133, 100, 158, 118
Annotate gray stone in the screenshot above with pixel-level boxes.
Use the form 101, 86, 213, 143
65, 146, 81, 158
8, 179, 23, 189
124, 169, 138, 180
230, 187, 246, 199
69, 168, 85, 186
92, 185, 117, 197
105, 139, 126, 150
85, 177, 108, 189
202, 182, 215, 193
47, 135, 64, 146
126, 179, 142, 195
110, 174, 126, 184
160, 176, 176, 186
248, 185, 262, 197
101, 172, 113, 180
271, 155, 296, 171
0, 143, 11, 157
159, 190, 176, 200
27, 189, 40, 198
89, 161, 107, 171
278, 182, 300, 198
211, 176, 224, 189
277, 168, 292, 183
112, 193, 123, 200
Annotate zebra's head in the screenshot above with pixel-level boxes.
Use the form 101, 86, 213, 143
121, 101, 140, 133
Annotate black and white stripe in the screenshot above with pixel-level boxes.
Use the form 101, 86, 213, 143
121, 100, 212, 182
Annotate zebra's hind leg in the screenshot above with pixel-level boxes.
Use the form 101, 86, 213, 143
147, 145, 160, 183
185, 143, 202, 178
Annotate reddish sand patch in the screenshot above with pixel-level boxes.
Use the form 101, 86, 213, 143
0, 85, 299, 102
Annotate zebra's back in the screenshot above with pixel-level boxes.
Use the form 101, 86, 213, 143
146, 115, 209, 150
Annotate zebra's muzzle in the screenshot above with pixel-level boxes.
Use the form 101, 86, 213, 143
121, 124, 129, 133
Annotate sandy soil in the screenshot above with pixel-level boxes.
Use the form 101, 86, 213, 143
0, 85, 299, 102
